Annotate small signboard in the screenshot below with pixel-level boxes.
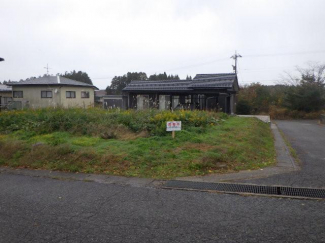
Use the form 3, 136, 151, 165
166, 121, 182, 131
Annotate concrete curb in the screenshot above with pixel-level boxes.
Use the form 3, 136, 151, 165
0, 167, 164, 188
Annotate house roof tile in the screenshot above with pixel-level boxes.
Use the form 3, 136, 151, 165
123, 73, 238, 92
8, 76, 98, 89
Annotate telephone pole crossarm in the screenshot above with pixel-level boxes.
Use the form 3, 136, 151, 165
230, 51, 242, 74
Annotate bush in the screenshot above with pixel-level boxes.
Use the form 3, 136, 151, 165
0, 108, 228, 136
236, 100, 251, 115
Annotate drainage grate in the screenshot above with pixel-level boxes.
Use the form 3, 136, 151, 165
163, 180, 325, 199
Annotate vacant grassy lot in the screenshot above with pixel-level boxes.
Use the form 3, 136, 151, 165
0, 108, 275, 179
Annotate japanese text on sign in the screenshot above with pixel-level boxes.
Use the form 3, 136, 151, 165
166, 121, 182, 131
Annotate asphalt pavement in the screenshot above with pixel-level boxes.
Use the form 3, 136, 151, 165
1, 119, 325, 242
0, 172, 325, 243
235, 120, 325, 188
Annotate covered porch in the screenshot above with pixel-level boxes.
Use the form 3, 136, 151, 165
126, 92, 236, 114
122, 73, 239, 114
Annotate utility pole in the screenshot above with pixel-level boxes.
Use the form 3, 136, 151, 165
230, 51, 242, 74
44, 64, 51, 75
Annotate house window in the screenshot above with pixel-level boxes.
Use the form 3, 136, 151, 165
13, 91, 23, 98
66, 91, 76, 98
81, 91, 89, 98
41, 91, 52, 98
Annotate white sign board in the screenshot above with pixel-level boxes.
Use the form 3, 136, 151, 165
166, 121, 182, 131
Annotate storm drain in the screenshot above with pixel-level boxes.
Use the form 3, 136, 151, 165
163, 180, 325, 199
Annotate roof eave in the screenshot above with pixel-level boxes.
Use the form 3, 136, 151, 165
9, 83, 98, 89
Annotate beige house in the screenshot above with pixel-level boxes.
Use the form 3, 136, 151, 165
9, 75, 98, 109
0, 84, 13, 110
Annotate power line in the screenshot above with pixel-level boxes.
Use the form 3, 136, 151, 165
245, 50, 325, 58
153, 49, 325, 73
154, 57, 230, 73
90, 49, 324, 80
230, 51, 242, 74
240, 79, 280, 83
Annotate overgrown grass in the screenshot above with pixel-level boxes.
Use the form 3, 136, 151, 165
269, 106, 324, 120
0, 108, 275, 178
0, 108, 226, 136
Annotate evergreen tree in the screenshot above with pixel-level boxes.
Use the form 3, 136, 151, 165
149, 72, 180, 80
61, 70, 93, 85
106, 72, 147, 95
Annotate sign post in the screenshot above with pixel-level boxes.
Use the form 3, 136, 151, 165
166, 121, 181, 139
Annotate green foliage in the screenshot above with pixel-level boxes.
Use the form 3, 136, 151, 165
0, 108, 227, 136
0, 117, 275, 179
238, 83, 288, 114
61, 70, 93, 85
148, 72, 180, 80
284, 77, 325, 112
238, 64, 325, 117
106, 72, 148, 95
236, 100, 252, 115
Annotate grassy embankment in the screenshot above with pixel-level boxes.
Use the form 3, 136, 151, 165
0, 108, 275, 179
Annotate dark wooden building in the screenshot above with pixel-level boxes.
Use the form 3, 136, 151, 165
122, 73, 239, 114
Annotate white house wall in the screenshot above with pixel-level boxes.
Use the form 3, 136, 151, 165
60, 86, 95, 108
12, 86, 61, 108
12, 86, 95, 108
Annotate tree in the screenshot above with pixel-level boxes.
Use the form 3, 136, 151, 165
61, 70, 93, 85
283, 63, 325, 112
236, 100, 252, 114
167, 74, 180, 80
148, 72, 180, 80
106, 72, 148, 95
186, 75, 192, 80
237, 83, 289, 114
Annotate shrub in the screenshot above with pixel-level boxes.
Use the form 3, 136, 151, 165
0, 108, 228, 137
236, 100, 251, 115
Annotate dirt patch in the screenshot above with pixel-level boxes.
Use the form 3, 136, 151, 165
176, 143, 215, 153
99, 125, 149, 141
118, 129, 149, 140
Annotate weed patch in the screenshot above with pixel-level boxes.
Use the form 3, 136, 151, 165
0, 109, 275, 178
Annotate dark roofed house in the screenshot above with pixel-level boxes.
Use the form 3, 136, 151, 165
122, 73, 239, 114
95, 89, 107, 104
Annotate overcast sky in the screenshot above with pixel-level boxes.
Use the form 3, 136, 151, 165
1, 0, 325, 89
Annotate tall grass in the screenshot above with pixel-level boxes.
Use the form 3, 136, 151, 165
269, 106, 324, 120
0, 108, 228, 136
0, 117, 275, 178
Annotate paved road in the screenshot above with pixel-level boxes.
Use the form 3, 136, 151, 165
237, 120, 325, 188
1, 173, 325, 243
